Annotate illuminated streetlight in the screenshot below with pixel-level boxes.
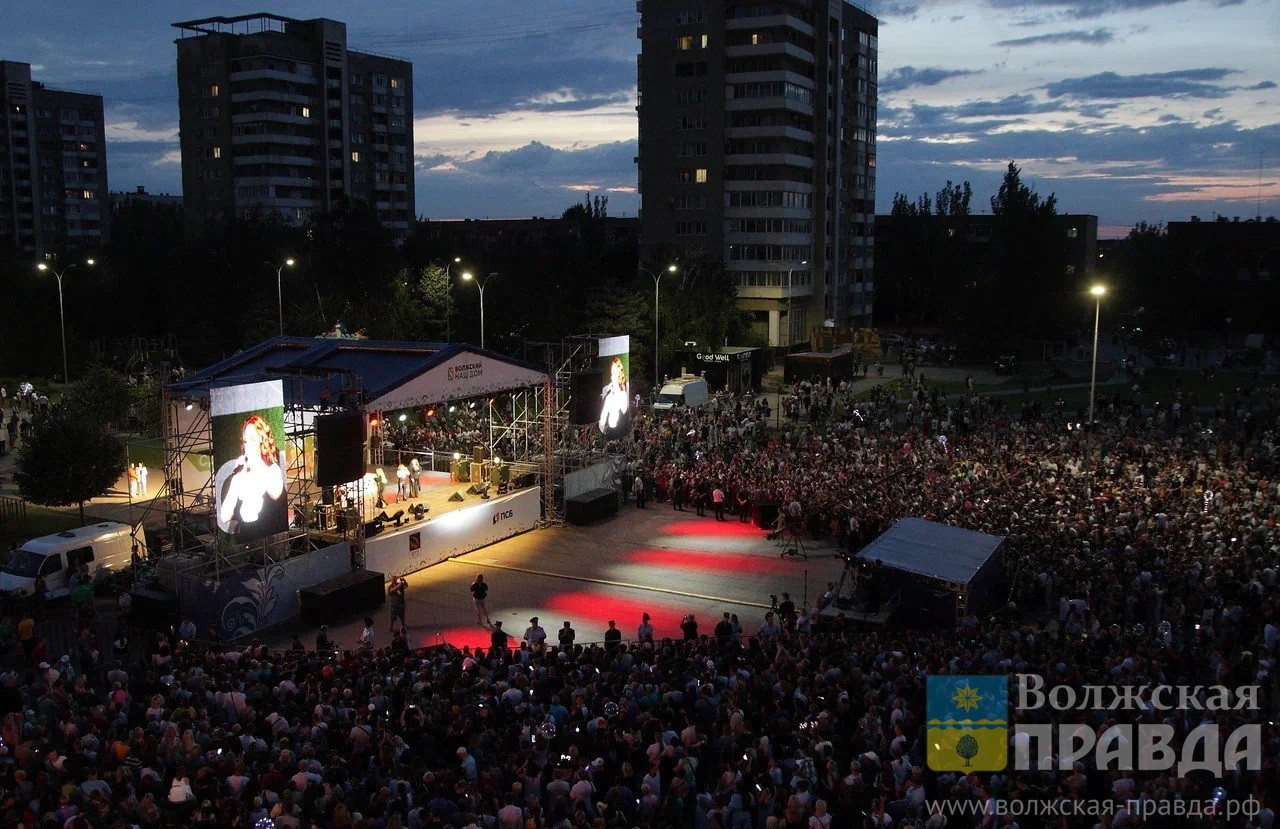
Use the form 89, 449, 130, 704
266, 258, 295, 336
444, 257, 462, 342
640, 264, 677, 394
1085, 284, 1106, 471
36, 258, 94, 383
462, 271, 498, 349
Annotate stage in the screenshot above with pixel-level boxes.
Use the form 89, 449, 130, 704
262, 504, 848, 653
335, 469, 541, 579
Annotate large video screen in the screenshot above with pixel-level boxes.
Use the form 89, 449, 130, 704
597, 335, 631, 438
210, 381, 288, 543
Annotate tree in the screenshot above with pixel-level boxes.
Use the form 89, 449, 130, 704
955, 733, 979, 767
61, 366, 132, 430
15, 411, 125, 525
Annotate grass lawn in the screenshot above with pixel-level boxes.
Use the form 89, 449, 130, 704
0, 503, 100, 554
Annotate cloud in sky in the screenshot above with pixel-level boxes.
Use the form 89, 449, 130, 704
0, 0, 1274, 233
995, 28, 1116, 47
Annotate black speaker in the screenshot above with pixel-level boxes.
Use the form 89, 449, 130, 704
753, 501, 781, 530
448, 491, 465, 502
316, 412, 365, 486
364, 518, 383, 537
299, 570, 386, 625
570, 369, 603, 425
514, 471, 538, 489
564, 487, 619, 525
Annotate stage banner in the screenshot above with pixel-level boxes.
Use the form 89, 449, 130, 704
209, 381, 288, 543
365, 487, 540, 577
596, 335, 631, 438
365, 349, 547, 411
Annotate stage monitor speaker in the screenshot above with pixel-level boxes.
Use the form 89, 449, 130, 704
473, 444, 484, 465
448, 491, 465, 502
299, 570, 386, 625
514, 471, 538, 489
316, 412, 365, 486
569, 369, 604, 425
364, 519, 384, 538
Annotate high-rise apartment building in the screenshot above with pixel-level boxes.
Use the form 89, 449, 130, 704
637, 0, 878, 346
174, 14, 414, 238
0, 60, 108, 255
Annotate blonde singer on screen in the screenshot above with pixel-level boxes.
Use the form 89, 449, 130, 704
599, 356, 629, 433
216, 414, 287, 541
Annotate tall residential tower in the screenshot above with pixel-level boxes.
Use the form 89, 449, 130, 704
0, 60, 108, 256
174, 14, 414, 238
638, 0, 878, 345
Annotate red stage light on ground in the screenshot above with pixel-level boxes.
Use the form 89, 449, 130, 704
545, 592, 690, 642
432, 626, 517, 651
625, 548, 780, 575
659, 519, 761, 538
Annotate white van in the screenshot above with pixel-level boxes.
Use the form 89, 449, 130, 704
652, 376, 710, 411
0, 522, 140, 599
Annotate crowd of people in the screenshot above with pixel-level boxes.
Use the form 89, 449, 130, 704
0, 366, 1277, 828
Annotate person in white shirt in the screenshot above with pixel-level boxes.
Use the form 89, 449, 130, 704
523, 617, 547, 651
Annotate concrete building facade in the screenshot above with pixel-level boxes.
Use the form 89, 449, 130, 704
637, 0, 878, 347
174, 14, 413, 238
0, 60, 108, 256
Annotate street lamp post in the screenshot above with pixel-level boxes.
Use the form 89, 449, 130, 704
1085, 284, 1106, 471
640, 264, 677, 395
784, 259, 808, 349
462, 271, 498, 349
443, 256, 462, 342
266, 258, 295, 336
36, 258, 93, 384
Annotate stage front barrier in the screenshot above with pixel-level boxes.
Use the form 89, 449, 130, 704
177, 542, 351, 640
364, 487, 540, 578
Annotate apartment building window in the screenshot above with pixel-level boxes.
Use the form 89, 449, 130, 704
373, 74, 387, 87
673, 194, 707, 209
201, 106, 219, 119
675, 221, 708, 235
81, 190, 94, 200
351, 151, 361, 163
390, 77, 402, 89
696, 168, 708, 183
677, 142, 707, 157
349, 94, 364, 105
301, 106, 311, 118
237, 185, 271, 199
674, 61, 707, 77
203, 84, 220, 98
352, 133, 365, 144
674, 89, 705, 104
677, 7, 707, 24
1066, 227, 1078, 238
200, 64, 216, 77
350, 75, 364, 86
676, 34, 709, 50
677, 115, 707, 130
678, 168, 708, 183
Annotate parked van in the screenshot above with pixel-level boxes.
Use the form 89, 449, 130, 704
0, 522, 140, 599
652, 376, 710, 411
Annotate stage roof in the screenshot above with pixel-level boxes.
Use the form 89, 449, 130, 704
857, 517, 1005, 585
170, 336, 547, 408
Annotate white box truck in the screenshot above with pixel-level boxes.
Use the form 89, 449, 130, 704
0, 521, 140, 599
652, 376, 710, 411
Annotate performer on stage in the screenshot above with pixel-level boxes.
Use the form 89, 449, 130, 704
217, 414, 286, 542
598, 356, 629, 433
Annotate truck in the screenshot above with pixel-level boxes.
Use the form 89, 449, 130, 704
0, 521, 141, 599
652, 376, 710, 411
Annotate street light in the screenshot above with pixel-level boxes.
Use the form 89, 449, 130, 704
36, 258, 93, 384
462, 271, 498, 349
640, 264, 677, 395
784, 259, 808, 349
443, 256, 462, 342
1085, 284, 1106, 470
266, 258, 295, 336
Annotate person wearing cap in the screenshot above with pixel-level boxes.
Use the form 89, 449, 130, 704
523, 617, 546, 652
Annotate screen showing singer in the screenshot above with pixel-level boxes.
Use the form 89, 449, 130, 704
599, 356, 629, 433
216, 414, 287, 542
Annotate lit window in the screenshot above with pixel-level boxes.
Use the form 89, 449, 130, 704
351, 151, 361, 163
390, 77, 401, 89
677, 35, 693, 50
209, 84, 219, 97
701, 34, 709, 48
696, 168, 708, 183
751, 33, 761, 45
213, 147, 221, 159
82, 190, 92, 199
301, 106, 311, 118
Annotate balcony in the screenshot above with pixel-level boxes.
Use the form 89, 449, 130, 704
724, 152, 813, 169
726, 95, 813, 117
230, 112, 310, 126
231, 68, 318, 85
725, 41, 814, 65
232, 153, 316, 166
230, 90, 312, 105
231, 133, 316, 147
725, 14, 815, 37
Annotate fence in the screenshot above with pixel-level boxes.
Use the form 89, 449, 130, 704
0, 495, 26, 531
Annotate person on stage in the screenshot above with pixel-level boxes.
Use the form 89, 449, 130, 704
217, 414, 286, 542
598, 356, 629, 433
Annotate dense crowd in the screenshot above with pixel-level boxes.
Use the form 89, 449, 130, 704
0, 369, 1277, 828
